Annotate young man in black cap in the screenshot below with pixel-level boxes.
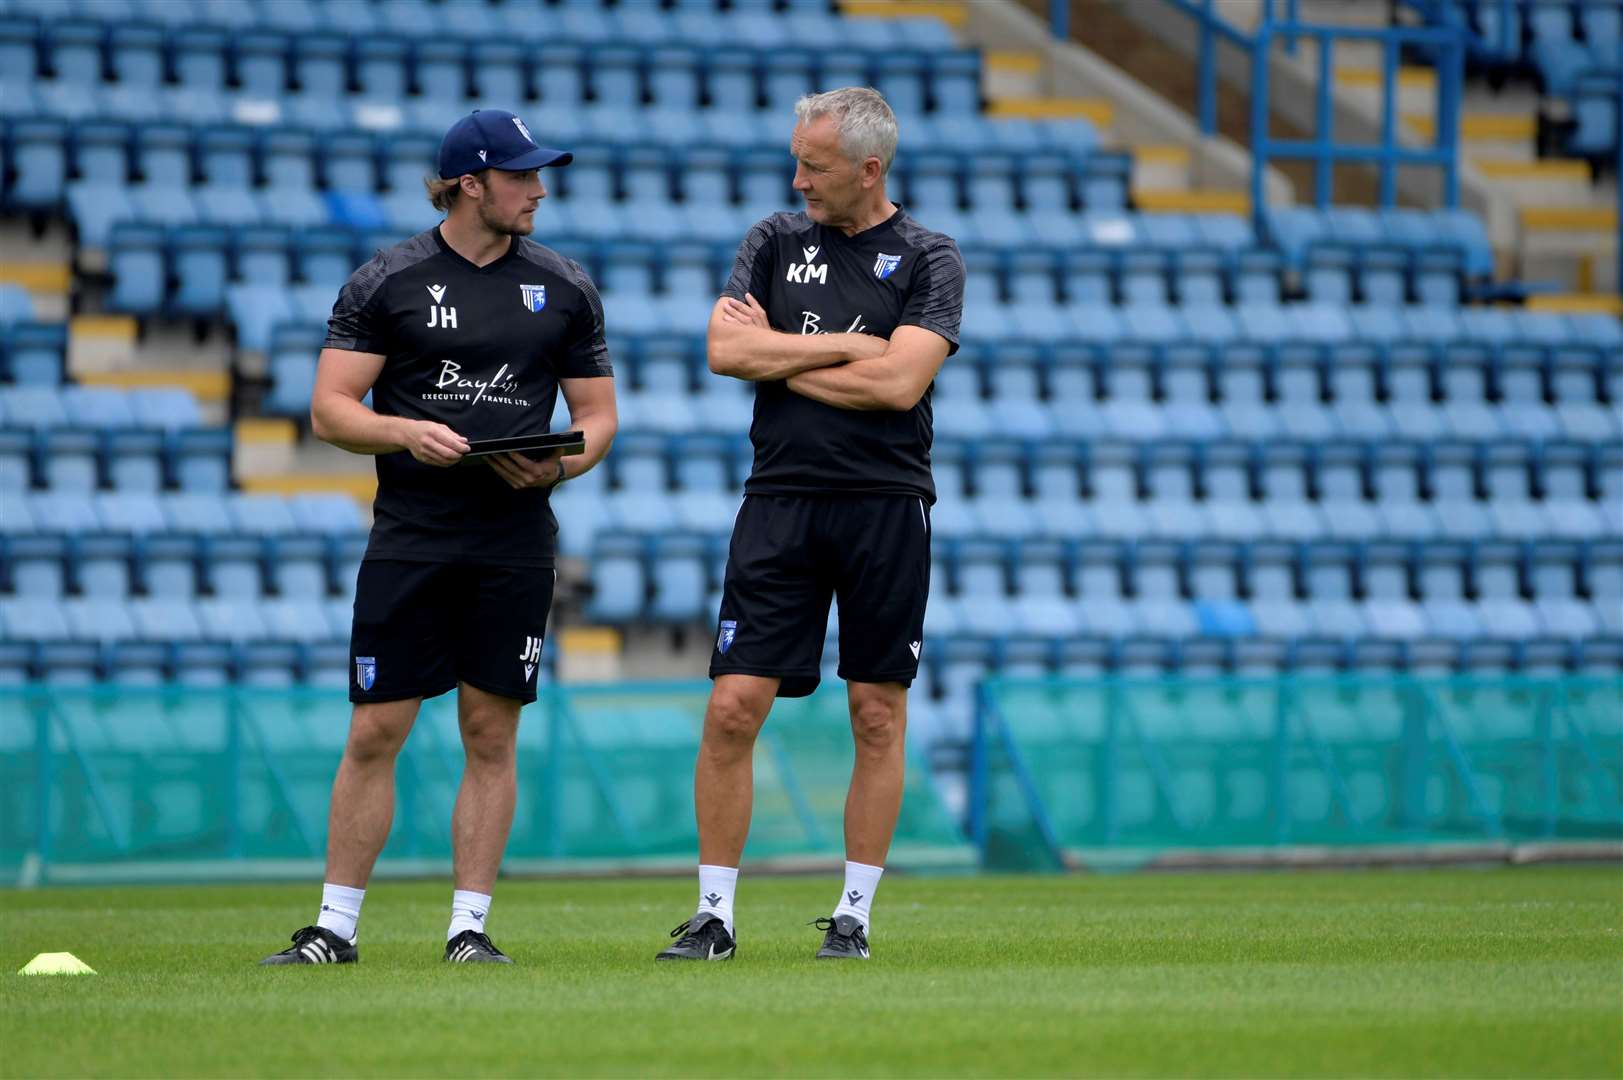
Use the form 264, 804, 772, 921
655, 88, 963, 963
260, 109, 617, 966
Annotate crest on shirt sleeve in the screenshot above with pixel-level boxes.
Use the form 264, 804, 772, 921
519, 284, 547, 312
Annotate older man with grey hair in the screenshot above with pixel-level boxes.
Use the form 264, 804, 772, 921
655, 87, 965, 963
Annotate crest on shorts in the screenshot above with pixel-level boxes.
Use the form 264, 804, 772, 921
355, 655, 376, 691
520, 284, 547, 312
717, 620, 737, 654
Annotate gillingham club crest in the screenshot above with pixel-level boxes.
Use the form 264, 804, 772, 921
716, 620, 737, 654
355, 656, 377, 691
520, 284, 547, 312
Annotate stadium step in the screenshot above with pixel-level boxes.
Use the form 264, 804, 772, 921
233, 417, 302, 481
1520, 206, 1618, 233
1131, 144, 1194, 192
1132, 188, 1250, 214
556, 626, 624, 684
1518, 206, 1620, 293
838, 0, 966, 27
77, 368, 230, 402
0, 263, 70, 324
983, 50, 1043, 101
0, 262, 71, 297
1524, 293, 1623, 316
1473, 158, 1599, 203
67, 313, 138, 375
239, 471, 377, 504
1335, 65, 1438, 114
1405, 112, 1538, 144
985, 97, 1115, 130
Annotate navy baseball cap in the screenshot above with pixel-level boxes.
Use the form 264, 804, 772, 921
436, 109, 572, 179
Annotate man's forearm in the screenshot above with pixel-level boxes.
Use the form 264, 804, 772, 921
786, 358, 907, 411
708, 324, 880, 382
311, 393, 413, 454
560, 408, 616, 482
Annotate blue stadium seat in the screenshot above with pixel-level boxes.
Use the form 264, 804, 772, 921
105, 222, 167, 315
588, 534, 646, 622
8, 117, 71, 210
648, 533, 709, 624
39, 428, 97, 491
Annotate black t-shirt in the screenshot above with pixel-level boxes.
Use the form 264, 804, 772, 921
721, 206, 964, 504
324, 225, 613, 568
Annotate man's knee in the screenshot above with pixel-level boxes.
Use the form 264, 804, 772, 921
456, 683, 521, 766
345, 704, 416, 764
703, 682, 772, 750
849, 689, 906, 754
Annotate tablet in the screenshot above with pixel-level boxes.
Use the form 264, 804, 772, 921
458, 430, 586, 464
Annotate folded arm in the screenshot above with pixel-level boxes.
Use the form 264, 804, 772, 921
310, 347, 469, 465
706, 295, 887, 382
785, 325, 952, 412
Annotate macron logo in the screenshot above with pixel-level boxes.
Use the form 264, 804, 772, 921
909, 641, 921, 659
427, 284, 447, 304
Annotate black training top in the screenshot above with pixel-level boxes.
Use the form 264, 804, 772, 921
721, 206, 964, 504
324, 225, 613, 568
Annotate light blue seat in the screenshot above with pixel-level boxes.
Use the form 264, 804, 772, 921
94, 491, 167, 535
140, 534, 201, 598
259, 598, 333, 643
39, 428, 98, 490
649, 534, 709, 624
129, 597, 204, 639
288, 495, 361, 535
0, 385, 68, 428
5, 535, 69, 597
1011, 538, 1068, 597
0, 429, 32, 491
972, 496, 1041, 541
106, 222, 166, 314
588, 534, 646, 623
171, 224, 232, 314
229, 493, 298, 535
63, 597, 137, 644
29, 490, 100, 534
206, 535, 264, 598
9, 118, 70, 209
195, 596, 268, 642
267, 535, 328, 598
0, 598, 72, 641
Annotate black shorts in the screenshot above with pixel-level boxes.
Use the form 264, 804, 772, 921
349, 560, 555, 705
710, 494, 931, 698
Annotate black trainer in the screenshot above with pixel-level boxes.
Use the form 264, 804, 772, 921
813, 915, 869, 959
259, 926, 357, 965
445, 930, 513, 963
655, 912, 736, 961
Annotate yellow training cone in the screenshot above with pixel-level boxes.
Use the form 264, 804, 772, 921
18, 952, 96, 975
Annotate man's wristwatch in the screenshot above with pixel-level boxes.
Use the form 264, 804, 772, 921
546, 457, 567, 490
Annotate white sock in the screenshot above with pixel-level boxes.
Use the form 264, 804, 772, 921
696, 864, 738, 935
316, 882, 364, 942
447, 890, 492, 942
833, 860, 883, 931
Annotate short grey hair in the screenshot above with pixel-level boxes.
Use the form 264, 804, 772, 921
794, 87, 898, 177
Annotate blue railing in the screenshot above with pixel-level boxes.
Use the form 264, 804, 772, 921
1252, 21, 1466, 212
1151, 1, 1465, 232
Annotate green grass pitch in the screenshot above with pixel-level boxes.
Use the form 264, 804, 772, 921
3, 866, 1620, 1077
